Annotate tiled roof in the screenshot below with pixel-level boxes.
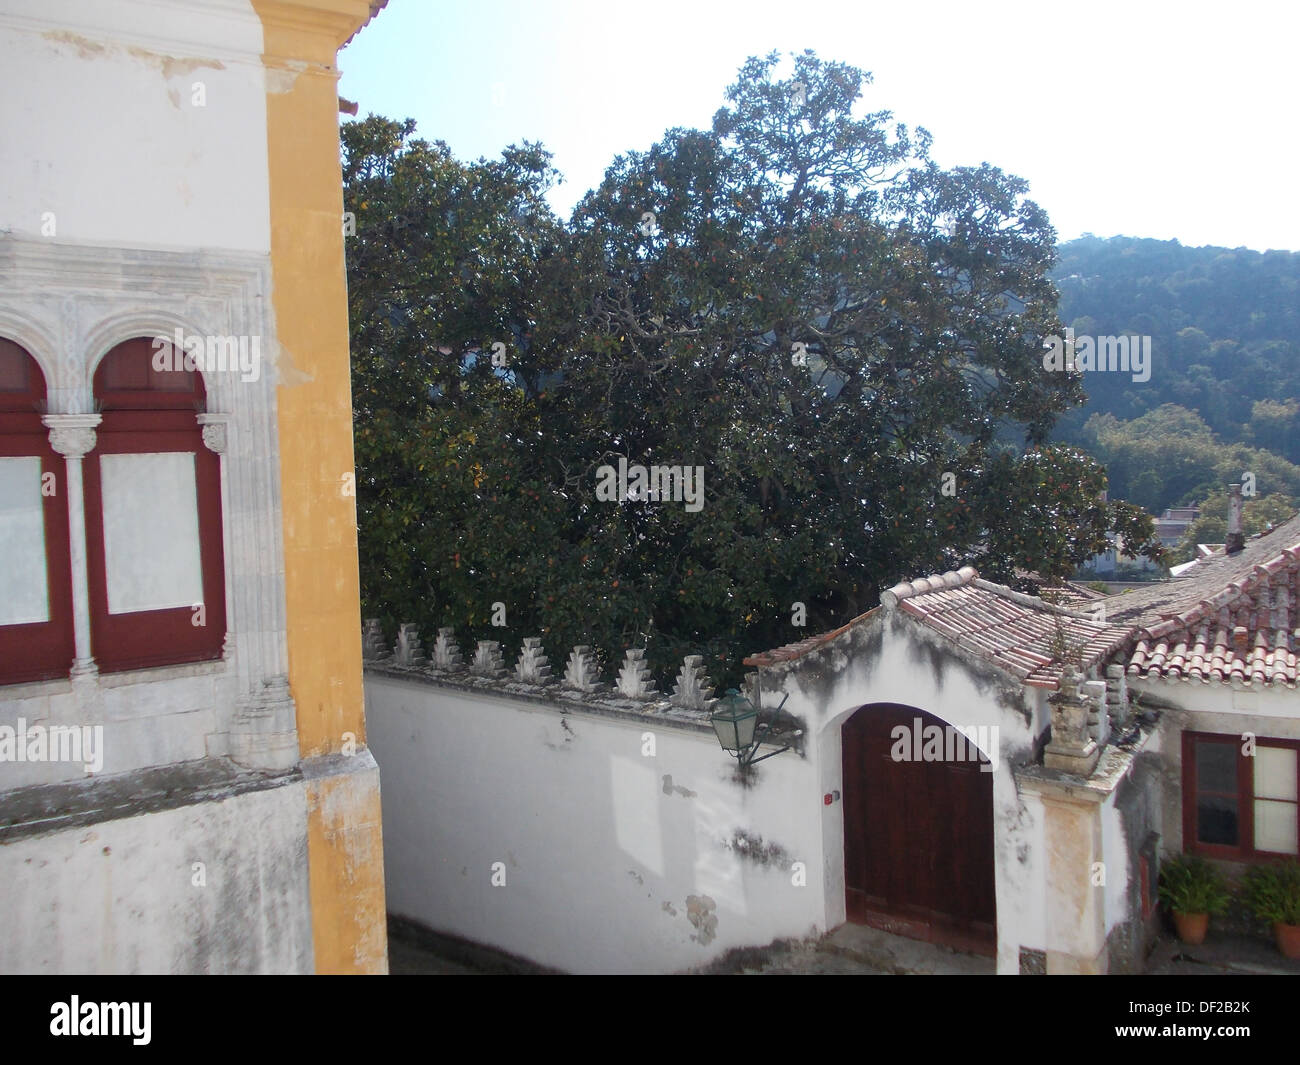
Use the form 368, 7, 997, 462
1013, 571, 1108, 604
743, 608, 879, 667
1124, 522, 1300, 689
744, 514, 1300, 692
883, 568, 1130, 689
343, 0, 388, 45
1104, 514, 1300, 627
745, 566, 1130, 689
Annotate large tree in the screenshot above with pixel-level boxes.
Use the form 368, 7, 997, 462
344, 51, 1158, 688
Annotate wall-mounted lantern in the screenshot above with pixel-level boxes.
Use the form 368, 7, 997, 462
710, 687, 800, 768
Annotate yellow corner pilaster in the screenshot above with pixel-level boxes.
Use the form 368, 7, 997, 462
253, 0, 387, 974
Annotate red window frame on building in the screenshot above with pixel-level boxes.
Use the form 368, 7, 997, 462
83, 338, 226, 672
1183, 730, 1300, 861
0, 339, 76, 684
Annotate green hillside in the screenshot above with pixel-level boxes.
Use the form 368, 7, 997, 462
1050, 236, 1300, 522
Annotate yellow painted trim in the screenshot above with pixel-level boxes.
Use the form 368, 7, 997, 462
253, 0, 387, 974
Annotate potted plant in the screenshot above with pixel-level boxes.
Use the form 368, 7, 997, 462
1158, 855, 1229, 944
1243, 859, 1300, 959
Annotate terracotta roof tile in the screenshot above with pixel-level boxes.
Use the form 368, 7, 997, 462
747, 566, 1128, 690
745, 516, 1300, 692
1124, 519, 1300, 689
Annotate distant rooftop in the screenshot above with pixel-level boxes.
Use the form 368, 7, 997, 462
1118, 514, 1300, 689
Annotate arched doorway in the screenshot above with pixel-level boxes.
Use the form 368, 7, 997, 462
841, 703, 996, 955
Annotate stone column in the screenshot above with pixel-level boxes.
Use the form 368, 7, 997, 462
43, 413, 101, 681
1017, 769, 1113, 974
196, 412, 235, 660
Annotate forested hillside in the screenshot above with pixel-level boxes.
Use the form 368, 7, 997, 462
1051, 236, 1300, 524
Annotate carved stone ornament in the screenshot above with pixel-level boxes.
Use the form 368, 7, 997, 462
43, 413, 103, 459
201, 422, 227, 454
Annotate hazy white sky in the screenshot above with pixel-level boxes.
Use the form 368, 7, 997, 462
339, 0, 1298, 252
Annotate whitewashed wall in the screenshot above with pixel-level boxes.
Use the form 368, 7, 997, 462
756, 609, 1050, 976
0, 774, 313, 974
368, 604, 1161, 974
0, 0, 269, 253
366, 671, 825, 975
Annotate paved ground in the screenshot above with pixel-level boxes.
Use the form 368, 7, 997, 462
1145, 932, 1300, 975
386, 916, 1299, 975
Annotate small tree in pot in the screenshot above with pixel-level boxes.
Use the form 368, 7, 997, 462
1158, 855, 1230, 945
1243, 859, 1300, 959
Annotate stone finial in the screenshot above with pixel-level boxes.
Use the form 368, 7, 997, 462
472, 639, 506, 677
1045, 666, 1100, 776
1057, 663, 1081, 700
564, 646, 604, 692
433, 627, 465, 671
395, 623, 427, 666
670, 655, 716, 710
515, 637, 552, 685
616, 647, 656, 700
1105, 664, 1130, 728
361, 618, 389, 661
1082, 679, 1109, 746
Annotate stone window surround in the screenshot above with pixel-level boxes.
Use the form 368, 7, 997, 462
0, 238, 298, 772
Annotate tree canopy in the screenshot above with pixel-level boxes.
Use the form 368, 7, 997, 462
343, 51, 1158, 688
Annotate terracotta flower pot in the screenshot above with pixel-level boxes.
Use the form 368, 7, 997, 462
1173, 911, 1209, 945
1274, 922, 1300, 960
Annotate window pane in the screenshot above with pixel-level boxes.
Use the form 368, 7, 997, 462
1196, 740, 1237, 793
0, 456, 50, 624
1254, 799, 1299, 854
1255, 747, 1298, 802
1197, 794, 1239, 846
0, 340, 31, 391
100, 451, 204, 614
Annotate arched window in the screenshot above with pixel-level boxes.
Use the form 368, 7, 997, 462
83, 337, 226, 672
0, 339, 75, 683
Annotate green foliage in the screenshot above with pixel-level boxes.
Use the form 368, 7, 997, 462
343, 53, 1156, 688
1157, 855, 1231, 916
1243, 860, 1300, 926
1080, 404, 1300, 516
1167, 490, 1297, 564
1052, 236, 1300, 463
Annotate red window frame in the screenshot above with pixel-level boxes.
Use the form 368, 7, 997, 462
83, 338, 226, 672
1183, 730, 1300, 861
0, 339, 75, 684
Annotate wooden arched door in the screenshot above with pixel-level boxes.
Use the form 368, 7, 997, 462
842, 703, 996, 954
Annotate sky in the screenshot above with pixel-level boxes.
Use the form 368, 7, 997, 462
338, 0, 1299, 253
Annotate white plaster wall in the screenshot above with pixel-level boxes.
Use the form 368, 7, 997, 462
0, 777, 313, 974
1101, 793, 1130, 936
0, 0, 270, 253
367, 673, 826, 975
766, 610, 1049, 975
